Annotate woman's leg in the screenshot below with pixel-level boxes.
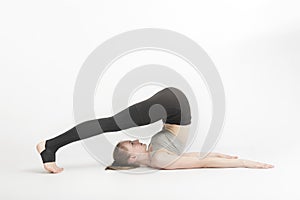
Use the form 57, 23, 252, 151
39, 102, 154, 164
38, 87, 183, 163
37, 87, 191, 172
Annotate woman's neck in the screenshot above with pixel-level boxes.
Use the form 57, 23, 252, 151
136, 152, 152, 167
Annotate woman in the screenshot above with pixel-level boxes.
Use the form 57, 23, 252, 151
36, 87, 274, 173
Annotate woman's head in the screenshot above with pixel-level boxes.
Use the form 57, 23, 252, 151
105, 139, 149, 170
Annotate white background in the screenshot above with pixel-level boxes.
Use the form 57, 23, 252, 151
1, 0, 299, 199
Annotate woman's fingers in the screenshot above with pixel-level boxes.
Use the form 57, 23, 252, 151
260, 161, 274, 168
242, 159, 274, 169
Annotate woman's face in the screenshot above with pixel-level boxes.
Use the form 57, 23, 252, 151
120, 139, 148, 155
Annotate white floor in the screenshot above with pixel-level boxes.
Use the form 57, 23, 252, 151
1, 130, 299, 200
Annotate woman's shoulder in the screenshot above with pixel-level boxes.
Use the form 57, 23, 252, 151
149, 148, 178, 169
149, 145, 177, 160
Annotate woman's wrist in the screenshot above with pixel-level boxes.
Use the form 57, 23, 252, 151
239, 159, 246, 167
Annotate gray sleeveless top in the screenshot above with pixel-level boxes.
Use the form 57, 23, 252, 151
149, 128, 186, 157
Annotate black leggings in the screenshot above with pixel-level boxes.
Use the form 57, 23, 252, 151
40, 87, 191, 163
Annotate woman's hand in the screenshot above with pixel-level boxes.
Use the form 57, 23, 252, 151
240, 159, 274, 169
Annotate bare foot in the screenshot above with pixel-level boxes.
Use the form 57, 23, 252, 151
36, 141, 64, 173
241, 159, 274, 169
43, 162, 64, 173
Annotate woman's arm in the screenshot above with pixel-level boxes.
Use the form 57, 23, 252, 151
150, 151, 206, 169
182, 152, 238, 159
203, 157, 274, 168
150, 151, 274, 169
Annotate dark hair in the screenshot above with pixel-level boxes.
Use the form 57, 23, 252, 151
105, 142, 140, 170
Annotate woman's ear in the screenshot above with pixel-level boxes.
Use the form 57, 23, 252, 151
128, 155, 137, 164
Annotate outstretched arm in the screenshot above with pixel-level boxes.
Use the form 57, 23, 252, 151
150, 151, 274, 170
182, 152, 238, 159
202, 157, 274, 169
